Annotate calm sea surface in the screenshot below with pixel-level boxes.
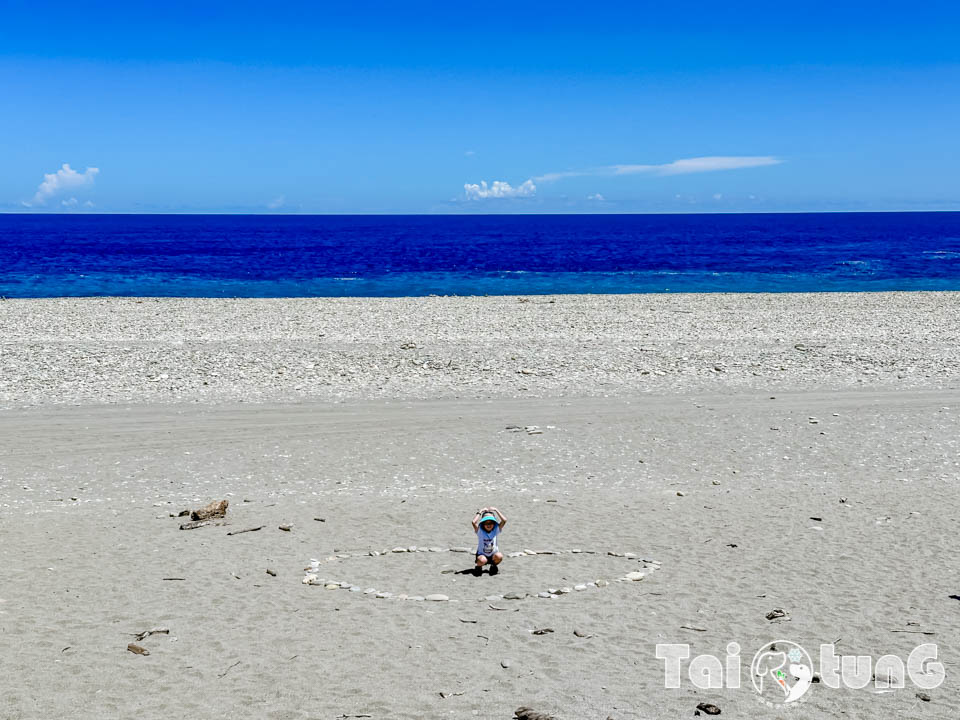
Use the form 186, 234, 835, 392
2, 213, 959, 296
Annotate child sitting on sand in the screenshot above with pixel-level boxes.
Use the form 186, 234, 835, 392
471, 506, 507, 576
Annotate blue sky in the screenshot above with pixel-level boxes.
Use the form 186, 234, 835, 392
2, 1, 959, 213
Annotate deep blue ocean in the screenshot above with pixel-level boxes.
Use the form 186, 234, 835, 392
2, 212, 960, 297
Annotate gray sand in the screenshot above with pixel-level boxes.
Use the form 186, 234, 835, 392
1, 294, 958, 719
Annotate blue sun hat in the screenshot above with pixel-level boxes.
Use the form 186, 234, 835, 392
479, 513, 498, 524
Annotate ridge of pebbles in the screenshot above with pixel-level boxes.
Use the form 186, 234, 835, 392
301, 546, 661, 602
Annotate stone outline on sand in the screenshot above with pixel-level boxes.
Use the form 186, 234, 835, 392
301, 546, 660, 602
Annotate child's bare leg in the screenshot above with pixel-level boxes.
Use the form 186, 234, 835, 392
491, 552, 503, 565
476, 554, 488, 567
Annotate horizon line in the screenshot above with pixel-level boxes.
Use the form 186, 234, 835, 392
3, 209, 960, 217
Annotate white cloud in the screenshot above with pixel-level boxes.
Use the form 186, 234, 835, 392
268, 195, 286, 210
61, 197, 79, 208
464, 150, 476, 157
462, 156, 779, 202
612, 156, 780, 176
588, 193, 606, 201
712, 193, 724, 200
464, 179, 536, 200
30, 163, 99, 206
534, 170, 587, 182
532, 156, 781, 185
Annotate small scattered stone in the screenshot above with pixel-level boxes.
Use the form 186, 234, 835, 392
324, 583, 339, 590
625, 571, 645, 581
596, 579, 609, 587
392, 547, 407, 553
302, 574, 318, 585
514, 707, 556, 720
278, 524, 291, 532
765, 608, 788, 621
500, 658, 512, 668
425, 594, 449, 602
531, 628, 554, 635
127, 643, 150, 656
695, 702, 721, 715
573, 629, 593, 638
574, 584, 587, 591
676, 491, 686, 497
265, 568, 276, 577
504, 592, 525, 600
712, 480, 721, 486
375, 592, 391, 599
558, 587, 572, 594
916, 692, 931, 702
537, 591, 552, 598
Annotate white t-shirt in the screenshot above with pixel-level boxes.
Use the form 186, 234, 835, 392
476, 525, 500, 556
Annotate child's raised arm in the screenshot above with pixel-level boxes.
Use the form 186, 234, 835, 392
489, 506, 507, 529
471, 508, 485, 532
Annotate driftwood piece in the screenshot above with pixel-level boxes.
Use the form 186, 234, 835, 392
191, 499, 229, 521
515, 708, 556, 720
133, 627, 169, 642
226, 525, 264, 536
179, 519, 212, 531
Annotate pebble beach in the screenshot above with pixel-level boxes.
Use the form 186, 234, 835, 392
2, 292, 959, 719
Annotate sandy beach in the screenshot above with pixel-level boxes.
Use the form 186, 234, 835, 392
2, 293, 959, 719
